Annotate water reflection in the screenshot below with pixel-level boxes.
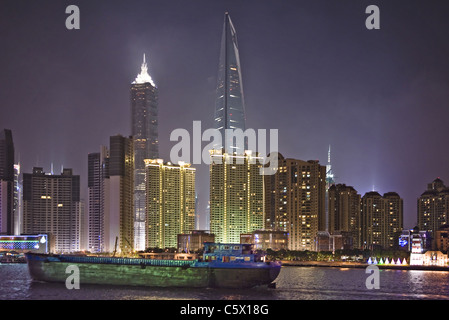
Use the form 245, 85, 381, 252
2, 264, 449, 300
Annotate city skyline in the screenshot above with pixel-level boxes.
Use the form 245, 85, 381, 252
2, 1, 449, 231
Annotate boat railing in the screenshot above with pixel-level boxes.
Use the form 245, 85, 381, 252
57, 255, 195, 267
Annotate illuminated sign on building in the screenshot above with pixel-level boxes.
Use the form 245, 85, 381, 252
411, 237, 423, 254
0, 234, 48, 253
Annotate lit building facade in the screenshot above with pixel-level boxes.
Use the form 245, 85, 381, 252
23, 167, 81, 253
264, 153, 326, 251
361, 191, 383, 250
177, 230, 215, 253
209, 150, 264, 244
435, 224, 449, 253
131, 54, 159, 251
328, 184, 361, 248
383, 192, 403, 249
417, 178, 449, 245
145, 159, 196, 249
240, 230, 288, 251
361, 191, 403, 250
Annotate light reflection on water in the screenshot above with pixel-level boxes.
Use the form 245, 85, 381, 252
1, 263, 448, 300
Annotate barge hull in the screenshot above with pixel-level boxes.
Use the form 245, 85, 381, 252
26, 253, 281, 289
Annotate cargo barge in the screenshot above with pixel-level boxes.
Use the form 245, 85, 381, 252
25, 243, 281, 289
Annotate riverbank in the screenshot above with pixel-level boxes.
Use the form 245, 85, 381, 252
280, 260, 449, 272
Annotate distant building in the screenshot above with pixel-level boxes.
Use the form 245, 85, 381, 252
145, 159, 196, 249
87, 147, 108, 253
399, 228, 431, 253
240, 230, 288, 251
328, 184, 361, 248
361, 191, 403, 250
418, 178, 449, 246
435, 224, 449, 253
264, 152, 326, 251
330, 231, 354, 251
382, 192, 403, 249
411, 250, 448, 267
177, 230, 214, 253
106, 135, 134, 254
314, 230, 353, 252
23, 167, 81, 253
209, 150, 264, 244
315, 231, 331, 252
87, 136, 135, 254
0, 129, 14, 234
325, 145, 335, 231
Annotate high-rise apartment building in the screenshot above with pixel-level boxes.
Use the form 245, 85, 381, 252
418, 178, 449, 244
209, 150, 264, 244
383, 192, 403, 249
23, 167, 81, 253
264, 153, 326, 251
145, 159, 196, 249
0, 129, 14, 234
87, 147, 109, 252
131, 54, 158, 251
87, 135, 134, 254
361, 191, 403, 249
361, 191, 383, 249
328, 183, 361, 248
214, 13, 247, 153
108, 135, 134, 254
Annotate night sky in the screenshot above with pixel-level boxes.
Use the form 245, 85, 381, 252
1, 0, 449, 230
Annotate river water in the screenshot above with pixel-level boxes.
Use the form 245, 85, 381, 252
1, 263, 448, 300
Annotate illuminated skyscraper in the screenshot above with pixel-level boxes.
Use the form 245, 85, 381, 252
209, 150, 264, 243
145, 159, 196, 249
131, 54, 158, 250
214, 13, 247, 153
264, 153, 326, 251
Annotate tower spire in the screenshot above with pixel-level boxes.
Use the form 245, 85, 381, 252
133, 53, 155, 87
213, 13, 247, 153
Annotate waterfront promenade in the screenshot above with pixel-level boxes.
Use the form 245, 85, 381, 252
280, 260, 449, 272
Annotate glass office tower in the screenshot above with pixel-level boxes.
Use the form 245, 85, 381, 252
131, 54, 158, 250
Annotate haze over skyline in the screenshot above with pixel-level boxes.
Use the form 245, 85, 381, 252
2, 0, 449, 230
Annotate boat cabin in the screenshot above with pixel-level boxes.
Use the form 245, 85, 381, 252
202, 243, 265, 263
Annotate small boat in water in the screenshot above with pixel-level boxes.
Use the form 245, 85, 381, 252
25, 243, 281, 289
